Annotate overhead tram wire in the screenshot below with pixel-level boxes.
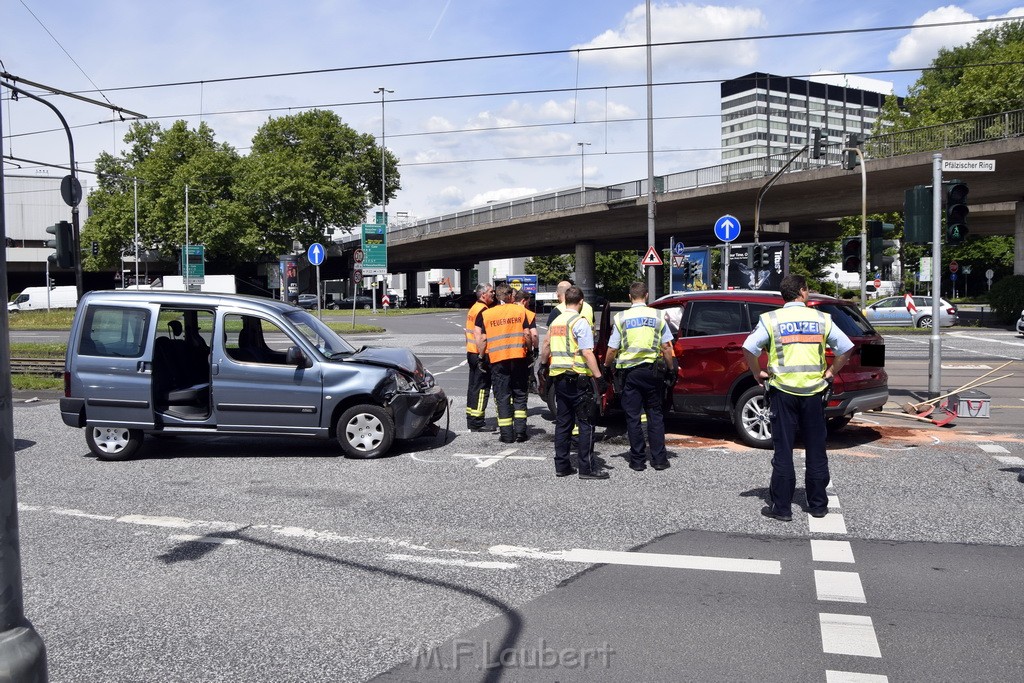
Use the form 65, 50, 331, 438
59, 15, 1022, 97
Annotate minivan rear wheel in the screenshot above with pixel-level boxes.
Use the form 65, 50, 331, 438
734, 386, 773, 449
337, 404, 394, 458
86, 426, 143, 461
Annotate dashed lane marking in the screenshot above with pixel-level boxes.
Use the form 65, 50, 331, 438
488, 545, 781, 575
814, 570, 867, 604
808, 513, 848, 535
169, 534, 239, 545
811, 540, 855, 564
978, 444, 1010, 454
385, 554, 518, 570
819, 613, 883, 658
992, 455, 1024, 466
826, 671, 889, 683
941, 364, 991, 370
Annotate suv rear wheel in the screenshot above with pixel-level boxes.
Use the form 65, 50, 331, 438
734, 386, 773, 449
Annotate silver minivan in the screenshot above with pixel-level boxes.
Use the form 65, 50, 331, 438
59, 290, 447, 460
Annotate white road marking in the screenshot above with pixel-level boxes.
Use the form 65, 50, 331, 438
437, 360, 467, 375
815, 570, 867, 603
819, 613, 882, 657
945, 333, 1024, 350
828, 492, 841, 509
978, 444, 1010, 454
168, 534, 239, 545
452, 449, 544, 468
489, 545, 781, 575
117, 514, 239, 531
809, 513, 848, 535
811, 540, 855, 564
385, 554, 517, 570
51, 508, 116, 521
992, 455, 1024, 466
941, 364, 991, 370
826, 671, 889, 683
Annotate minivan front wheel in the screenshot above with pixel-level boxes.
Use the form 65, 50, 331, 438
86, 426, 143, 461
734, 386, 773, 449
337, 404, 394, 458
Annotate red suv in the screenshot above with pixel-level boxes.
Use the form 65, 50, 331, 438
648, 290, 888, 448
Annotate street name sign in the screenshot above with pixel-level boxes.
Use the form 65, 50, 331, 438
941, 159, 995, 172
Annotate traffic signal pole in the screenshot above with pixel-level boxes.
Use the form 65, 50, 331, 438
929, 154, 943, 397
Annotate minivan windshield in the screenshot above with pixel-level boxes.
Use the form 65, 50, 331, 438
285, 309, 357, 358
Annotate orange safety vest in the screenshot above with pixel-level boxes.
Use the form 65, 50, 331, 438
481, 303, 528, 363
466, 301, 488, 353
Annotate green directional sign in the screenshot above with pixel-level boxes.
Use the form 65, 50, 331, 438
182, 244, 205, 283
361, 223, 387, 275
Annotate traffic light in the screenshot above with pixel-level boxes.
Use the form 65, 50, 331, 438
45, 220, 74, 269
48, 277, 55, 290
753, 244, 770, 269
841, 237, 861, 273
811, 128, 826, 160
904, 185, 933, 244
945, 180, 969, 245
842, 132, 864, 170
868, 221, 896, 273
91, 240, 99, 256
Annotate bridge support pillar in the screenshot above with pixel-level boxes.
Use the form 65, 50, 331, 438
403, 271, 418, 308
1016, 201, 1024, 276
575, 241, 596, 303
458, 266, 475, 296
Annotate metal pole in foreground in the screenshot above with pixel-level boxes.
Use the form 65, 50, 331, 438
0, 80, 50, 683
928, 153, 943, 397
644, 0, 657, 296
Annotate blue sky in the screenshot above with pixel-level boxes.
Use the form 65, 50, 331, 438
3, 1, 1024, 225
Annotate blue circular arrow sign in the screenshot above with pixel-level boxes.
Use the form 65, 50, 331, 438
307, 243, 325, 266
714, 215, 741, 243
673, 242, 686, 256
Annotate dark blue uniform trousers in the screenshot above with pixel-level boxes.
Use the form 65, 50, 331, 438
767, 386, 830, 515
620, 364, 667, 469
553, 374, 597, 475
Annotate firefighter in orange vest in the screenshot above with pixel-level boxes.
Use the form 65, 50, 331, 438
465, 283, 495, 431
475, 284, 532, 443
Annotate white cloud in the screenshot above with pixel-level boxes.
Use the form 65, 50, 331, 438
437, 186, 465, 206
888, 6, 1024, 68
574, 2, 765, 71
463, 187, 538, 208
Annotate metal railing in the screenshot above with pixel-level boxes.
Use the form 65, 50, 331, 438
380, 108, 1024, 243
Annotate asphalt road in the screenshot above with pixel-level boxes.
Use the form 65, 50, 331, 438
11, 311, 1024, 682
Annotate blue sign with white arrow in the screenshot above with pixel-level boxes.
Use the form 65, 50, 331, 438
307, 243, 325, 266
713, 215, 741, 243
673, 241, 686, 256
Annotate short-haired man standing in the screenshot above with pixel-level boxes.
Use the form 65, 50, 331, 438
603, 281, 676, 471
476, 284, 532, 443
547, 280, 594, 328
742, 275, 853, 522
540, 286, 609, 479
465, 283, 494, 432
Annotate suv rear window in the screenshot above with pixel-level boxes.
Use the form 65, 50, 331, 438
816, 303, 876, 338
681, 301, 747, 337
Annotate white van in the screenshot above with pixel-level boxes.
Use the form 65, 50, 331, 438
8, 286, 78, 312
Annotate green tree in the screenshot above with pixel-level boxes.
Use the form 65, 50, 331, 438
525, 254, 573, 285
235, 109, 399, 255
595, 250, 641, 300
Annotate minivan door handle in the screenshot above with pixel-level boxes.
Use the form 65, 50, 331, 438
212, 363, 219, 376
138, 361, 151, 373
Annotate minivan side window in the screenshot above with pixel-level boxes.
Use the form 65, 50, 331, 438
682, 301, 747, 337
224, 314, 295, 365
79, 306, 150, 357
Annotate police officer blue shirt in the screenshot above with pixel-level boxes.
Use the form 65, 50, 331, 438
607, 303, 673, 350
572, 316, 596, 351
741, 301, 854, 356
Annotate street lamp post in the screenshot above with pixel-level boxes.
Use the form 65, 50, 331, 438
577, 141, 591, 202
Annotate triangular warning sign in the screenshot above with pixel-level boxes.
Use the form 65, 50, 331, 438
641, 246, 663, 267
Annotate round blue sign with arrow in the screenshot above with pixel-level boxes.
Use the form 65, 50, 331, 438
714, 215, 741, 243
673, 242, 686, 256
307, 243, 325, 266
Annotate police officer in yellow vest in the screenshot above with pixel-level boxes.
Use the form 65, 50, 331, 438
742, 275, 853, 522
465, 283, 494, 432
476, 284, 532, 443
547, 280, 594, 328
539, 286, 609, 479
603, 281, 676, 471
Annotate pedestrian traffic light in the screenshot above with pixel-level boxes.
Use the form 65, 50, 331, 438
45, 220, 74, 269
945, 180, 969, 245
904, 185, 933, 244
841, 237, 861, 273
811, 128, 826, 160
868, 221, 896, 272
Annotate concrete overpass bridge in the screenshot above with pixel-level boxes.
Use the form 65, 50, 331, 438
340, 110, 1024, 300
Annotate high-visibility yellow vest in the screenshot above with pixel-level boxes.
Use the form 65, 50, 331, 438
554, 301, 594, 327
761, 305, 831, 396
612, 306, 665, 369
465, 301, 488, 353
481, 303, 527, 363
548, 311, 590, 376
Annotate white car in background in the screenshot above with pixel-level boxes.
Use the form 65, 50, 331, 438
863, 296, 959, 328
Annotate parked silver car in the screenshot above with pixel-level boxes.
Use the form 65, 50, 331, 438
59, 290, 446, 460
863, 296, 958, 328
